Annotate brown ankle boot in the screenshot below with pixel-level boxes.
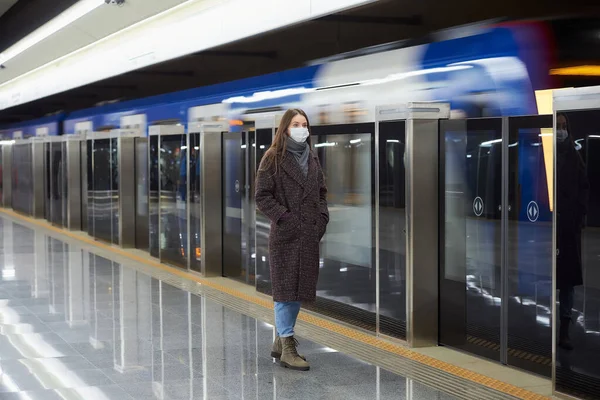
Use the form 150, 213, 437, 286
280, 336, 310, 371
271, 336, 306, 360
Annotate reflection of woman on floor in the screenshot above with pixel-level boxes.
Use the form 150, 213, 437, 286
556, 112, 589, 350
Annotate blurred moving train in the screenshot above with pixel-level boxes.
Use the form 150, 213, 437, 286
0, 16, 596, 339
3, 17, 596, 136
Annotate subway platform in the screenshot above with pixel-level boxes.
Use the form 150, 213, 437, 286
0, 210, 552, 400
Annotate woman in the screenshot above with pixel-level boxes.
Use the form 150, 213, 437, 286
255, 108, 329, 371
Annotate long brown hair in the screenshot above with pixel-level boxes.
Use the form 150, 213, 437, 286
259, 108, 311, 174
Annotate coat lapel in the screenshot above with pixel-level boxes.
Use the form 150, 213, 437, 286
281, 153, 306, 188
303, 153, 319, 199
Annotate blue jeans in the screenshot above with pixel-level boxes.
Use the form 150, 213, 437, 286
274, 301, 301, 338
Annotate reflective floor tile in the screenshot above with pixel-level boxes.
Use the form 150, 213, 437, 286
0, 218, 466, 400
0, 384, 134, 399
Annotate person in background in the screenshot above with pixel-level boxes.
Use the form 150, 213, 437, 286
255, 108, 329, 371
556, 112, 589, 350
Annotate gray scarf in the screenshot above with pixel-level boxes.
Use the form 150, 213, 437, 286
286, 136, 310, 177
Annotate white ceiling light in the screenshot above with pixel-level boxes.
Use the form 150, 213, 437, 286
0, 0, 104, 66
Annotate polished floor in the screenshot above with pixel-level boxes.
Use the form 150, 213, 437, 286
0, 218, 460, 400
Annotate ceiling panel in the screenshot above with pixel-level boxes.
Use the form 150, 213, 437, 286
0, 26, 96, 82
74, 0, 189, 39
0, 0, 189, 84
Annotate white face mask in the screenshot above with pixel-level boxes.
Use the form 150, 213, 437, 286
556, 129, 568, 142
289, 127, 309, 143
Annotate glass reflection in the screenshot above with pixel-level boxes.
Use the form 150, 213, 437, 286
439, 119, 502, 362
0, 148, 3, 203
90, 138, 115, 243
555, 110, 600, 400
111, 137, 119, 245
506, 117, 553, 377
47, 142, 67, 226
0, 218, 461, 399
378, 121, 406, 339
135, 138, 149, 251
189, 133, 202, 273
159, 134, 188, 268
222, 131, 244, 279
44, 143, 51, 222
86, 141, 94, 237
306, 129, 375, 330
254, 128, 271, 288
149, 135, 159, 258
12, 143, 33, 216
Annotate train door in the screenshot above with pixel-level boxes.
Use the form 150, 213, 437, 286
222, 116, 275, 285
148, 124, 188, 269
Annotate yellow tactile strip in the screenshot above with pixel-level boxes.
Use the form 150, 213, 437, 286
1, 209, 551, 400
467, 336, 552, 367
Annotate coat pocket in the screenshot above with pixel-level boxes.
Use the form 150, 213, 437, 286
315, 215, 327, 241
273, 215, 299, 243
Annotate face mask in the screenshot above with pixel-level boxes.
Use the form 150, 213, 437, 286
289, 127, 309, 143
556, 129, 568, 142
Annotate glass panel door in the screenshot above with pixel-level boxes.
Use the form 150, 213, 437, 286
159, 133, 188, 268
135, 138, 149, 252
91, 138, 113, 243
0, 147, 3, 204
243, 130, 255, 284
555, 109, 600, 399
12, 144, 33, 216
49, 141, 66, 226
253, 128, 271, 288
86, 140, 94, 237
110, 137, 119, 245
222, 131, 244, 279
377, 120, 406, 340
189, 132, 202, 273
149, 135, 159, 258
285, 123, 376, 331
44, 142, 51, 221
439, 118, 503, 361
506, 115, 553, 376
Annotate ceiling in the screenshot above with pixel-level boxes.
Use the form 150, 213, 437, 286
0, 0, 79, 55
0, 0, 190, 84
0, 0, 599, 123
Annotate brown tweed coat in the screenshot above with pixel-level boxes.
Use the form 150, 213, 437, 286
255, 150, 329, 302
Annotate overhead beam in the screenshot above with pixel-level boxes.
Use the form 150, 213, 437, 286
89, 84, 138, 91
70, 93, 99, 99
200, 50, 278, 59
131, 70, 195, 78
318, 14, 422, 26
